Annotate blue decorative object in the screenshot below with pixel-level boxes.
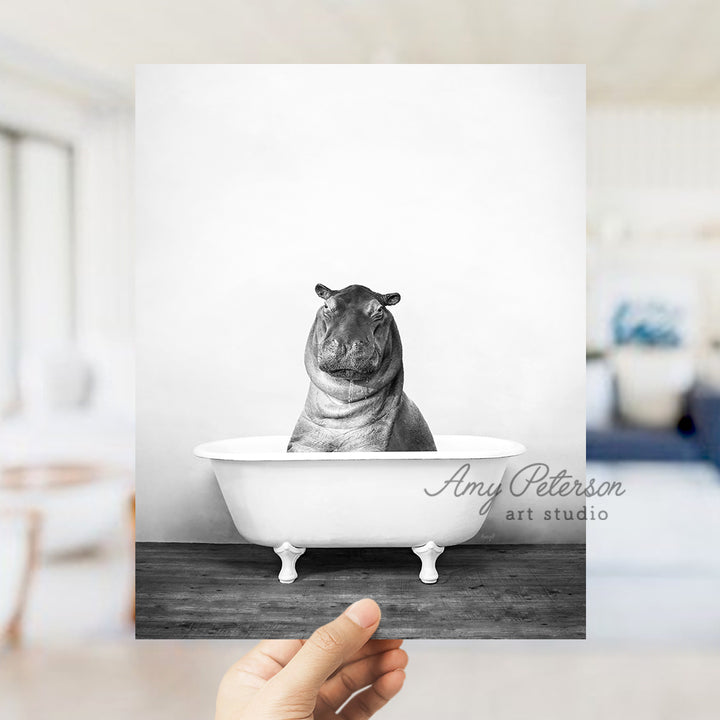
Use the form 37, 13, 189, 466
612, 300, 683, 347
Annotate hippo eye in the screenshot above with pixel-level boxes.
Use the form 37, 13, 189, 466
372, 308, 384, 320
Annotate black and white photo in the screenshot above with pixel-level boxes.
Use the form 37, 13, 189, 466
135, 64, 586, 639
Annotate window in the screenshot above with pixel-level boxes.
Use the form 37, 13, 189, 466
0, 127, 75, 415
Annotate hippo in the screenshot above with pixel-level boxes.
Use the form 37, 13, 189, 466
288, 283, 436, 452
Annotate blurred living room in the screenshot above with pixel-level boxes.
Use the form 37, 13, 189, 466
1, 2, 719, 719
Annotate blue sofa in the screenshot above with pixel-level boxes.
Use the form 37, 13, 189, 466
587, 383, 720, 466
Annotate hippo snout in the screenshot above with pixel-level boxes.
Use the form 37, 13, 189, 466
318, 338, 380, 378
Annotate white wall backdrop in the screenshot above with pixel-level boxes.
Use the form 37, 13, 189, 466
136, 65, 586, 543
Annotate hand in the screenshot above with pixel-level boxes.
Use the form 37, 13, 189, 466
215, 598, 407, 719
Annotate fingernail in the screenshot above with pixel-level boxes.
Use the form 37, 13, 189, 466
344, 598, 380, 628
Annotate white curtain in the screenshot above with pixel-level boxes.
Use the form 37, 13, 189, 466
16, 138, 74, 356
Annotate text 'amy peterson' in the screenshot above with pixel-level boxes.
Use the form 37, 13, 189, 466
424, 462, 625, 515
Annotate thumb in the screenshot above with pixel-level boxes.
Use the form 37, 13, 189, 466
269, 598, 381, 699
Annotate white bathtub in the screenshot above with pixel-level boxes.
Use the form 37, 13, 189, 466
195, 435, 525, 583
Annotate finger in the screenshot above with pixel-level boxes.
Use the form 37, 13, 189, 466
252, 640, 305, 669
216, 640, 304, 720
225, 640, 303, 687
269, 598, 381, 698
330, 638, 404, 675
339, 669, 406, 720
318, 648, 408, 712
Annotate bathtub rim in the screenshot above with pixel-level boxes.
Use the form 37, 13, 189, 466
194, 434, 526, 461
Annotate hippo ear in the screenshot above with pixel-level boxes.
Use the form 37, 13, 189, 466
381, 292, 401, 306
315, 284, 336, 300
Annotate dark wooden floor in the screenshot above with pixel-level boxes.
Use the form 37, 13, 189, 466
136, 543, 585, 639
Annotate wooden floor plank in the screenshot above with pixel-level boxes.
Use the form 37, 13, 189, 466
136, 543, 585, 639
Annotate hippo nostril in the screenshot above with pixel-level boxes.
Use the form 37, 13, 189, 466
324, 339, 344, 353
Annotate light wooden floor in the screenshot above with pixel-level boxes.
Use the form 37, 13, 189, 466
136, 543, 585, 639
6, 643, 720, 720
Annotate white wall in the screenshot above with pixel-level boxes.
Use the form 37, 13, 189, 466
136, 65, 586, 543
587, 106, 720, 359
74, 109, 135, 418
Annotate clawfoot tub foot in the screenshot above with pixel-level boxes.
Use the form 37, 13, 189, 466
412, 541, 444, 584
274, 542, 306, 583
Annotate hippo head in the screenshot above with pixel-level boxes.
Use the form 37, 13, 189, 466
313, 283, 401, 381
